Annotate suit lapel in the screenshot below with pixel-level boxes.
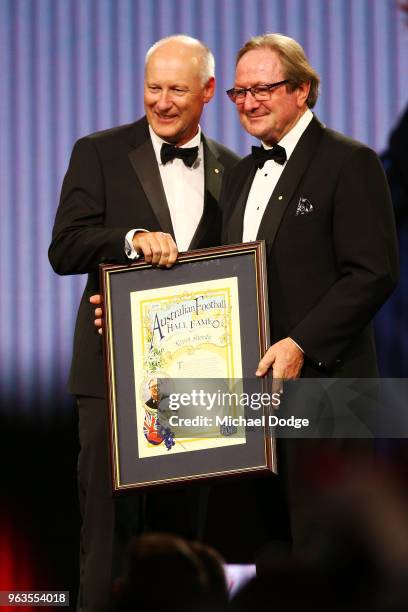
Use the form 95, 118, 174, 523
203, 137, 223, 202
257, 117, 324, 255
226, 158, 256, 244
127, 120, 175, 237
189, 136, 223, 249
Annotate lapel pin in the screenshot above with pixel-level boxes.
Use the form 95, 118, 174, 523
214, 168, 220, 174
278, 195, 283, 200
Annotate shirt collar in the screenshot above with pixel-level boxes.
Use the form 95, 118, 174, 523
149, 125, 202, 166
261, 108, 313, 160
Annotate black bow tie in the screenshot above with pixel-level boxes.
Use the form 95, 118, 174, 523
251, 144, 287, 169
160, 143, 199, 168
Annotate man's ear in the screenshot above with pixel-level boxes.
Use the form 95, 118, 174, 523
203, 77, 216, 104
296, 80, 311, 108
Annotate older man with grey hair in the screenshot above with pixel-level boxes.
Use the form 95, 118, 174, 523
224, 32, 397, 382
222, 32, 398, 546
49, 34, 239, 612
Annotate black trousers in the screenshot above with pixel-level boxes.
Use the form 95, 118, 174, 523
76, 396, 209, 612
77, 396, 143, 611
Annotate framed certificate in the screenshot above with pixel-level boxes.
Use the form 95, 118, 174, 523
101, 241, 276, 492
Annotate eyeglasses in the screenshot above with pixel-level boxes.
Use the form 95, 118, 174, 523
226, 80, 289, 104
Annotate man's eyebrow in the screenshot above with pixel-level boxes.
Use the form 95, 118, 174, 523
233, 81, 267, 88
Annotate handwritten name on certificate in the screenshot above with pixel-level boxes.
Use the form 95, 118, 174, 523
130, 278, 245, 457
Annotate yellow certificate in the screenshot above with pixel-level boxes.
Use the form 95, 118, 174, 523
130, 277, 245, 457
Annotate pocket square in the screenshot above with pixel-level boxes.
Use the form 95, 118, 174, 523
296, 197, 314, 216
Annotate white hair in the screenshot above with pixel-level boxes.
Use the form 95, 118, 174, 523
147, 377, 157, 388
145, 35, 215, 85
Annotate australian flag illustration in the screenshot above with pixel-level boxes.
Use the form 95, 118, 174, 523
143, 410, 164, 445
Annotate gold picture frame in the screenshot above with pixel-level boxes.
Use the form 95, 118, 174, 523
101, 241, 276, 492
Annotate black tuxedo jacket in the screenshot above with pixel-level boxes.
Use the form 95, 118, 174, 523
222, 116, 398, 377
49, 117, 240, 397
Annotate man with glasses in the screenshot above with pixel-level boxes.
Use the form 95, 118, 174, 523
222, 33, 398, 544
49, 35, 239, 611
223, 33, 397, 383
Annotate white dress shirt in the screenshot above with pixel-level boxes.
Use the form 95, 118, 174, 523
243, 109, 314, 242
150, 126, 205, 251
125, 127, 205, 257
